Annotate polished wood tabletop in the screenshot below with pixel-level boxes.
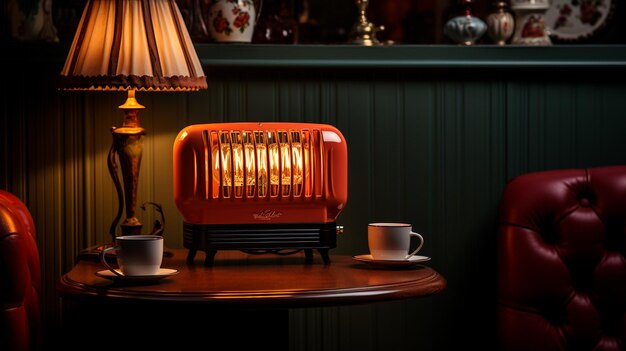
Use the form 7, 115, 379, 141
58, 249, 447, 308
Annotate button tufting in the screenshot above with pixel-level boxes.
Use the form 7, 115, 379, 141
498, 166, 626, 351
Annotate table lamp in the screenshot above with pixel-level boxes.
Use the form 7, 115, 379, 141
59, 0, 207, 253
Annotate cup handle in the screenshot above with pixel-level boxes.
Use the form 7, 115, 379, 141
406, 232, 424, 259
100, 245, 123, 276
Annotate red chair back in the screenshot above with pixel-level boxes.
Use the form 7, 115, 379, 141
0, 190, 42, 351
497, 166, 626, 350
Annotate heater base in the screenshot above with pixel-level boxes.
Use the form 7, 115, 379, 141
183, 222, 338, 266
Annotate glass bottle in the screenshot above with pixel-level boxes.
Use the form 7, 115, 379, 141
253, 0, 297, 44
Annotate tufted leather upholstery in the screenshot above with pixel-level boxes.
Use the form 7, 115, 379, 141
497, 166, 626, 351
0, 190, 42, 351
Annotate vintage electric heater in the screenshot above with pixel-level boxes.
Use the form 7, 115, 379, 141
173, 122, 348, 265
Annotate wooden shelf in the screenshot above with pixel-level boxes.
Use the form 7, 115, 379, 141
4, 41, 626, 69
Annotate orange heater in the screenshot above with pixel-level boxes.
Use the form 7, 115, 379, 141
173, 122, 348, 265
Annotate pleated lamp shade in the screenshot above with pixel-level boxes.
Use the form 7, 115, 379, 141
59, 0, 207, 91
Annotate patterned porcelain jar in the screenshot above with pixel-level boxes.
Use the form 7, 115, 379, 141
487, 2, 515, 45
510, 0, 552, 45
207, 0, 259, 43
444, 0, 487, 46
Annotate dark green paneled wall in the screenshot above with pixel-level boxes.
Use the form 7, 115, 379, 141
2, 44, 626, 350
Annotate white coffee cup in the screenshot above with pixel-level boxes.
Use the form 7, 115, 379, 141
100, 235, 163, 276
368, 223, 424, 261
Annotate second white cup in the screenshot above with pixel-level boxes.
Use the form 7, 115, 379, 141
368, 223, 424, 261
100, 235, 164, 276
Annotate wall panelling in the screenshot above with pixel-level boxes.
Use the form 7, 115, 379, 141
2, 43, 626, 350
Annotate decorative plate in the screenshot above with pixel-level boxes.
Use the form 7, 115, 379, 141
545, 0, 615, 42
352, 254, 431, 269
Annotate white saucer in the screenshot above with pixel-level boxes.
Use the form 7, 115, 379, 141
352, 254, 431, 268
95, 268, 179, 283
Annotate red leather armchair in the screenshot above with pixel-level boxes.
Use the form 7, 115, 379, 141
497, 166, 626, 351
0, 190, 42, 351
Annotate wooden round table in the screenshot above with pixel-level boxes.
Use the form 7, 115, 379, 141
57, 249, 446, 349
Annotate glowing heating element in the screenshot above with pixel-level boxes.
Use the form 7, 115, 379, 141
174, 122, 348, 225
205, 129, 320, 200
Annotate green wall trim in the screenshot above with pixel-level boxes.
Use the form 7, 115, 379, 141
196, 44, 626, 68
4, 41, 626, 69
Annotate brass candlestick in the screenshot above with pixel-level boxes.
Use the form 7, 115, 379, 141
349, 0, 384, 46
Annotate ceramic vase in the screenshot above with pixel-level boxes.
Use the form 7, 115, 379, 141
207, 0, 258, 43
444, 0, 487, 46
487, 2, 515, 45
510, 0, 552, 45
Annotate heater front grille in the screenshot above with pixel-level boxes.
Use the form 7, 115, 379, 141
199, 128, 325, 200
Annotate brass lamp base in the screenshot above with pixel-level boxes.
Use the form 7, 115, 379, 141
108, 89, 146, 240
75, 90, 170, 263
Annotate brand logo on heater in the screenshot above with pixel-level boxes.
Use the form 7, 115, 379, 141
253, 209, 283, 221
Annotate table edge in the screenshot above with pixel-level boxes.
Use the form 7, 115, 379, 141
57, 266, 447, 308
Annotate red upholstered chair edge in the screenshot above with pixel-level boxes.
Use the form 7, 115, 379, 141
0, 190, 42, 351
497, 166, 626, 351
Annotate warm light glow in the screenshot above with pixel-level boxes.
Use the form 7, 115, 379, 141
291, 131, 303, 197
254, 132, 268, 198
117, 90, 146, 111
59, 0, 207, 91
202, 130, 209, 200
118, 1, 151, 76
219, 132, 232, 198
174, 123, 348, 229
243, 132, 256, 197
268, 132, 280, 198
205, 128, 326, 200
231, 132, 244, 198
279, 131, 292, 197
151, 0, 198, 76
62, 0, 116, 78
210, 132, 220, 199
302, 131, 312, 198
59, 0, 208, 241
